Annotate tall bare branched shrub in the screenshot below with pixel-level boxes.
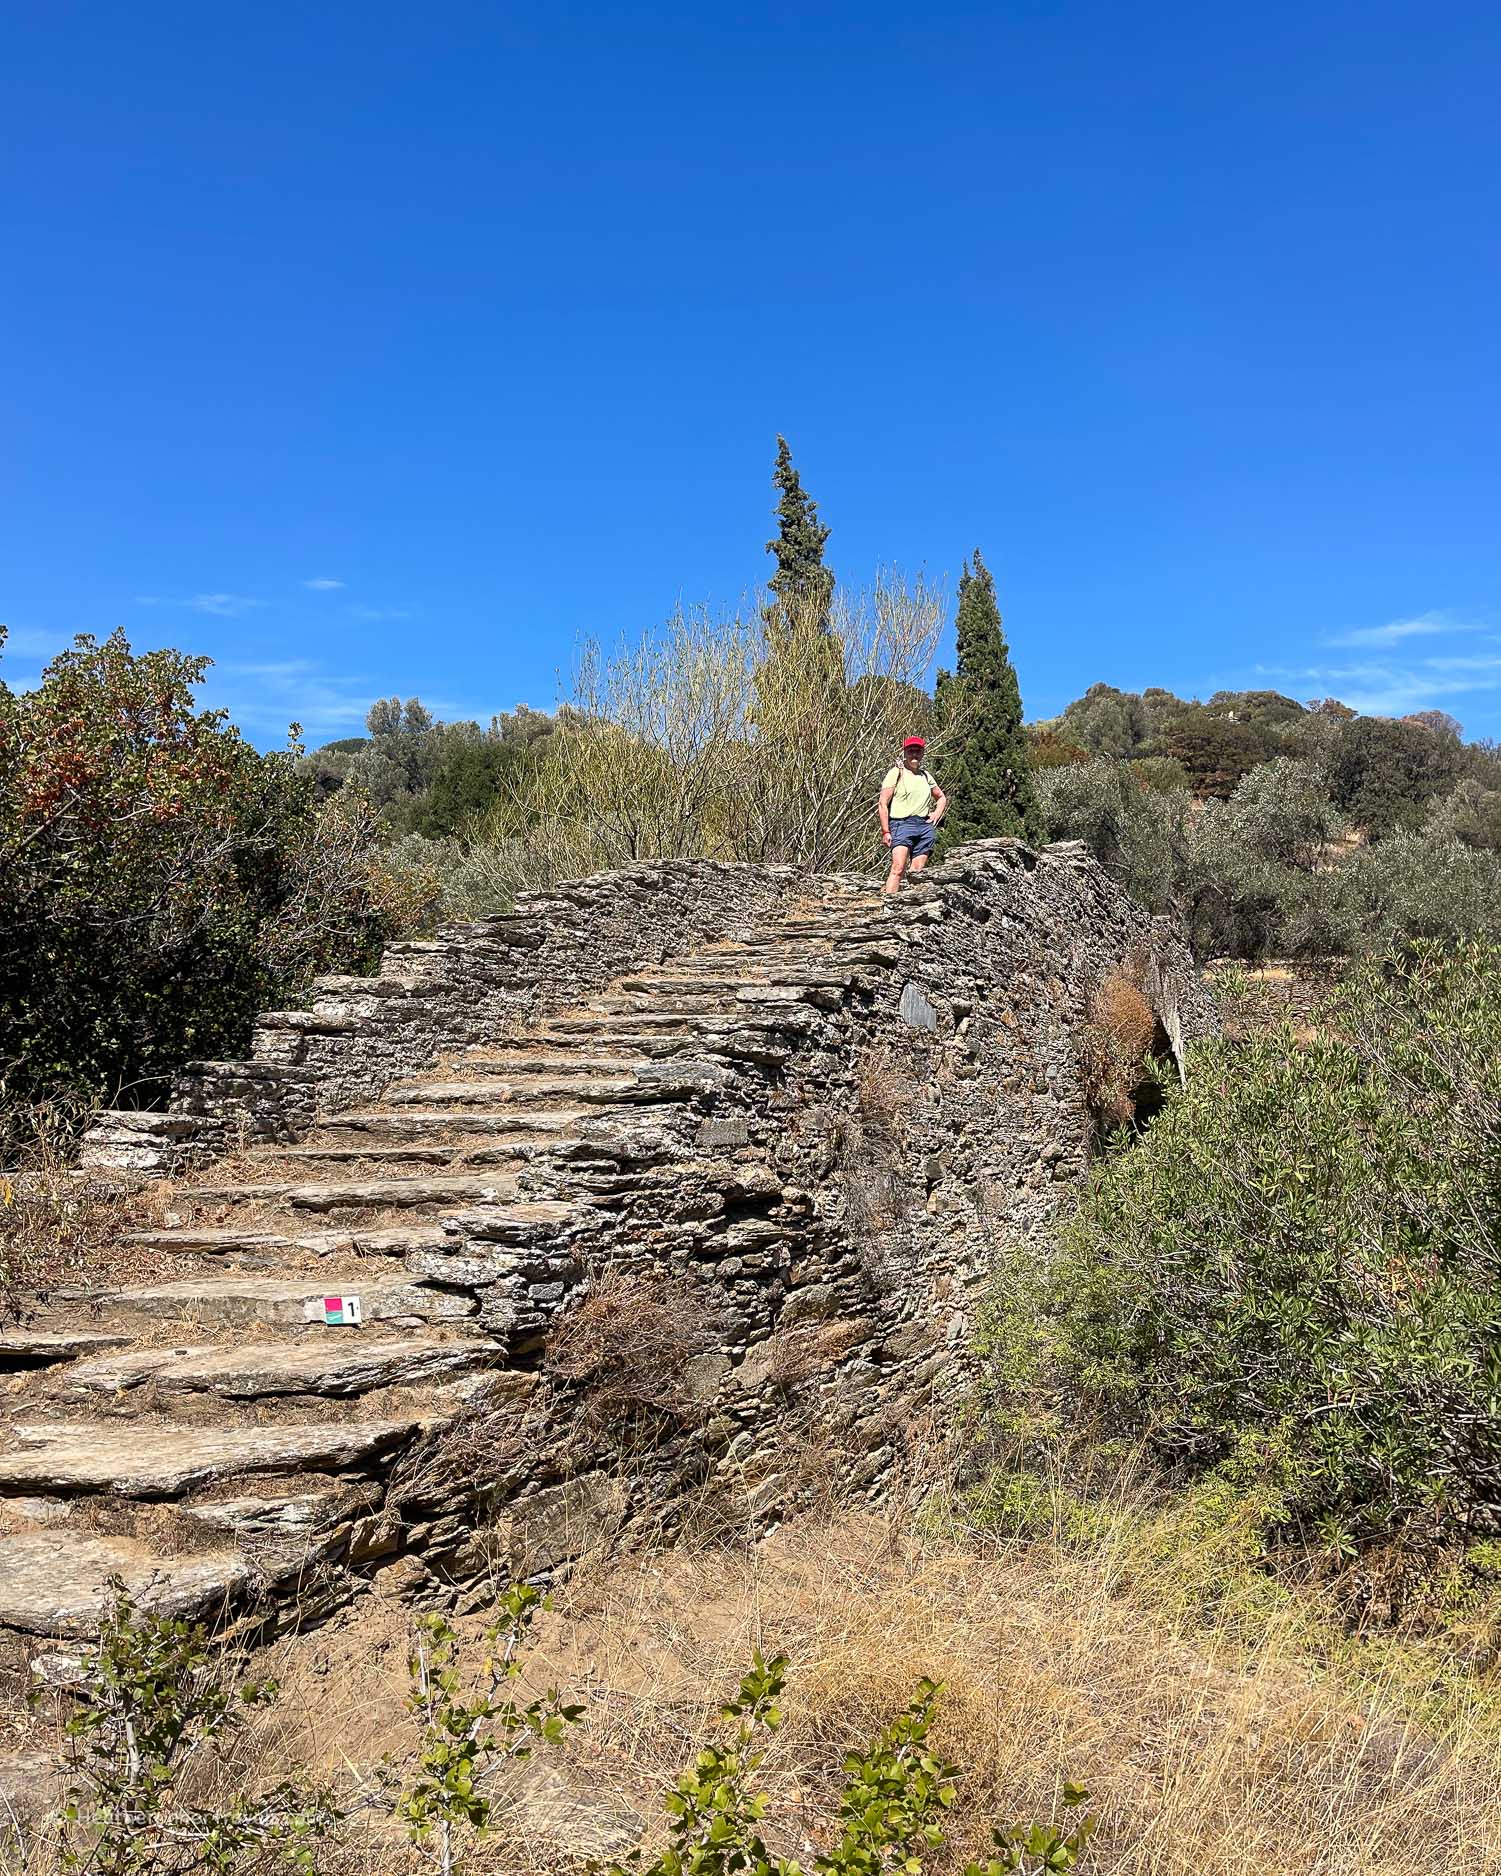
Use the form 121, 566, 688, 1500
464, 576, 945, 896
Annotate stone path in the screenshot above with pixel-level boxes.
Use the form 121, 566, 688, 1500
0, 879, 894, 1652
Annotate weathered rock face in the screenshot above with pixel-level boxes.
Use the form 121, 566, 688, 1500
3, 843, 1213, 1666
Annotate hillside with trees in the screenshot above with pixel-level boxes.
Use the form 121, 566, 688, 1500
1028, 681, 1501, 959
5, 444, 1501, 1876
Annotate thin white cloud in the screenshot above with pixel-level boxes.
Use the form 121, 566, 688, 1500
1324, 611, 1483, 649
1253, 652, 1501, 720
347, 603, 418, 623
302, 578, 345, 591
189, 593, 267, 617
0, 623, 69, 660
201, 657, 377, 742
136, 592, 268, 618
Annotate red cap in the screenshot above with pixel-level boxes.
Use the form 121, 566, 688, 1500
902, 736, 926, 751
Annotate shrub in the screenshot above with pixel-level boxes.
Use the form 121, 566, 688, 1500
1035, 760, 1190, 915
395, 1587, 583, 1876
455, 577, 947, 900
1075, 975, 1157, 1130
0, 629, 417, 1132
1315, 831, 1501, 953
609, 1651, 1095, 1876
1327, 714, 1462, 838
1020, 943, 1501, 1572
1161, 706, 1265, 799
56, 1578, 341, 1874
545, 1270, 719, 1431
1424, 778, 1501, 851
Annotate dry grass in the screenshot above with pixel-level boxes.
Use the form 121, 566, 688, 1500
1077, 975, 1157, 1130
11, 1496, 1501, 1875
763, 1317, 871, 1392
544, 1269, 720, 1433
835, 1052, 916, 1253
0, 1128, 171, 1318
532, 1510, 1501, 1876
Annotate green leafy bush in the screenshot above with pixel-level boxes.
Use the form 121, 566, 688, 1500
1303, 832, 1501, 955
395, 1586, 583, 1876
1035, 760, 1191, 915
1326, 714, 1461, 838
57, 1578, 341, 1875
0, 629, 422, 1133
1011, 943, 1501, 1566
610, 1652, 1094, 1876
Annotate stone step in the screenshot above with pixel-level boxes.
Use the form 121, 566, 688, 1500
0, 1329, 132, 1372
387, 1077, 635, 1107
617, 968, 854, 995
310, 1108, 586, 1144
541, 1009, 810, 1040
453, 1051, 659, 1075
388, 1061, 728, 1107
182, 1173, 522, 1212
0, 1530, 251, 1637
272, 1141, 537, 1169
65, 1334, 502, 1400
176, 1478, 380, 1552
122, 1222, 455, 1259
99, 1274, 477, 1331
0, 1417, 428, 1499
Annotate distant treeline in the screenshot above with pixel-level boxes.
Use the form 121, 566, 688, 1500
1024, 683, 1501, 959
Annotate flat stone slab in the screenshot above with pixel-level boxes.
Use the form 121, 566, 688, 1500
0, 1531, 250, 1636
67, 1337, 503, 1399
314, 1108, 586, 1138
123, 1223, 454, 1258
179, 1481, 378, 1547
388, 1077, 639, 1106
104, 1275, 476, 1329
0, 1330, 131, 1372
0, 1418, 424, 1498
458, 1051, 651, 1073
183, 1174, 522, 1211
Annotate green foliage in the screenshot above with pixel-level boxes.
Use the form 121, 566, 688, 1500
1308, 831, 1501, 954
1425, 777, 1501, 851
0, 629, 411, 1127
935, 552, 1042, 848
396, 1583, 584, 1876
765, 436, 835, 637
324, 698, 556, 837
1028, 943, 1501, 1563
58, 1578, 341, 1875
1182, 758, 1339, 957
1327, 713, 1462, 837
1036, 759, 1190, 915
608, 1653, 1093, 1876
1055, 685, 1153, 761
1161, 705, 1265, 799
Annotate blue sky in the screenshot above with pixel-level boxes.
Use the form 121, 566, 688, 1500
2, 0, 1498, 746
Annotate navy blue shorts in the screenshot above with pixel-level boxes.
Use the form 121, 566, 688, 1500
891, 815, 936, 857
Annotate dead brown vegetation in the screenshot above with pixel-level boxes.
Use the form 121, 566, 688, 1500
0, 1112, 170, 1318
1076, 973, 1157, 1130
544, 1270, 720, 1432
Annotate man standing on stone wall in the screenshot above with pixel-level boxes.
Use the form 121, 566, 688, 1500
879, 736, 948, 895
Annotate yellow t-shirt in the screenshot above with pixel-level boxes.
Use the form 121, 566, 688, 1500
883, 765, 937, 818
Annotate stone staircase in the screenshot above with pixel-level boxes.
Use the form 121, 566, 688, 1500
0, 877, 900, 1656
0, 840, 1216, 1709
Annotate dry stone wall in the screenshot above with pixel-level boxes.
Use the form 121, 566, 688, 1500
81, 863, 801, 1171
5, 841, 1215, 1668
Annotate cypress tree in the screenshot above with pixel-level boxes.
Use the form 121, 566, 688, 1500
765, 435, 834, 635
936, 550, 1043, 847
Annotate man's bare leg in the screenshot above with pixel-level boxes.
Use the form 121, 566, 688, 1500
909, 853, 930, 876
883, 846, 910, 895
